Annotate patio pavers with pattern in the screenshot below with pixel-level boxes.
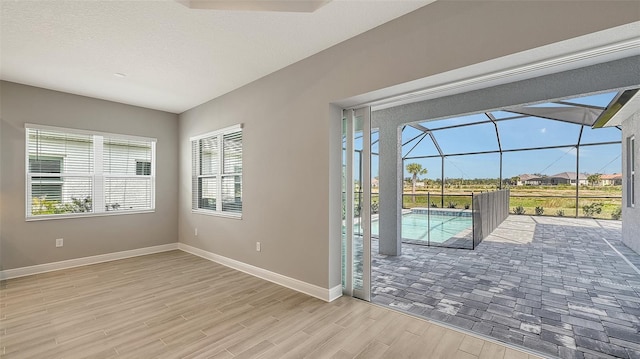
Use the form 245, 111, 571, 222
371, 216, 640, 359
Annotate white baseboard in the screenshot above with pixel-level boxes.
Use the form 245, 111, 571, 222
0, 242, 344, 303
329, 284, 343, 302
0, 243, 179, 280
179, 243, 342, 302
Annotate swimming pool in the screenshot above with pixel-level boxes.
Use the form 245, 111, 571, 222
370, 212, 472, 244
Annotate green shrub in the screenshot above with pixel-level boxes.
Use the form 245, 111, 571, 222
556, 209, 565, 217
69, 197, 92, 212
535, 206, 544, 216
31, 197, 63, 215
513, 206, 526, 215
464, 203, 470, 210
447, 202, 457, 209
611, 206, 622, 220
31, 196, 92, 215
582, 202, 603, 217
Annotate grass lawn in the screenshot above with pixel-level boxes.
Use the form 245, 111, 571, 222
385, 184, 623, 220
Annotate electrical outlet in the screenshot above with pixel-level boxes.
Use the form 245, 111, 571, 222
195, 227, 198, 236
256, 242, 261, 252
56, 238, 63, 247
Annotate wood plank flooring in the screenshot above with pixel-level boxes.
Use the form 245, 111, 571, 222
0, 250, 542, 358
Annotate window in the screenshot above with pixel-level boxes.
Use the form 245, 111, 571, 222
136, 160, 151, 176
628, 136, 635, 208
103, 137, 155, 212
26, 124, 156, 219
29, 156, 63, 202
191, 124, 242, 217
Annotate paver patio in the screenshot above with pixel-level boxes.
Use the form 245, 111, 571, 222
371, 216, 640, 359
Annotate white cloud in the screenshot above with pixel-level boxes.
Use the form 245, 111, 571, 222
540, 127, 547, 134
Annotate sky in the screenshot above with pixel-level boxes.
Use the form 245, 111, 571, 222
353, 92, 624, 181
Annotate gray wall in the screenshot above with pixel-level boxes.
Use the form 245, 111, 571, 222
622, 111, 640, 254
178, 1, 640, 289
0, 81, 179, 270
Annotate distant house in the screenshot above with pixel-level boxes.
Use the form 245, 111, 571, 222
371, 178, 379, 188
517, 174, 543, 186
516, 172, 589, 186
545, 172, 588, 186
600, 173, 623, 186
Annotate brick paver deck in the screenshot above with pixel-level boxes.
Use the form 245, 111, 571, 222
371, 216, 640, 359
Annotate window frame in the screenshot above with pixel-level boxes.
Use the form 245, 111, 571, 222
628, 135, 635, 208
25, 123, 157, 221
191, 124, 243, 219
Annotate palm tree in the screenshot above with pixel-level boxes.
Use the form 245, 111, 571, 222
587, 173, 601, 186
406, 163, 427, 203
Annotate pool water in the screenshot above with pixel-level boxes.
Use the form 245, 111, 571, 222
370, 212, 472, 244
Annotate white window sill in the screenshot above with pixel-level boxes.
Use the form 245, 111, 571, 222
26, 209, 156, 222
191, 209, 242, 220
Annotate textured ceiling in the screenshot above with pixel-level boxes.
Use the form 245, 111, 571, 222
0, 0, 432, 113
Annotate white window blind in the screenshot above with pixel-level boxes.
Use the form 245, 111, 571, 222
26, 124, 156, 219
104, 137, 154, 211
29, 156, 64, 202
191, 125, 242, 217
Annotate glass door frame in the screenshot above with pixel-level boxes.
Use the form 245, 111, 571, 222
342, 107, 371, 301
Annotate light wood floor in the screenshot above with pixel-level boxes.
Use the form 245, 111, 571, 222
0, 250, 542, 359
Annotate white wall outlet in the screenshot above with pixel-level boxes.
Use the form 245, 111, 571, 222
55, 238, 63, 247
256, 242, 261, 252
195, 227, 198, 236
